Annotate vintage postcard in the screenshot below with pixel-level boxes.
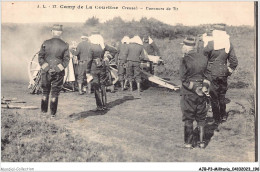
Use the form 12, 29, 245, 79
1, 1, 258, 171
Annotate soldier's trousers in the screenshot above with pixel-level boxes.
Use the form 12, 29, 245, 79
41, 71, 64, 98
209, 76, 228, 122
180, 94, 207, 126
91, 66, 107, 108
77, 61, 87, 84
118, 61, 126, 81
126, 61, 141, 83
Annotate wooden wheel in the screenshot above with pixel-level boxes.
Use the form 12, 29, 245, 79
28, 52, 70, 94
28, 53, 41, 94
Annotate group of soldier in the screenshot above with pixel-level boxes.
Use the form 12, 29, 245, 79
38, 23, 238, 149
180, 24, 238, 148
38, 24, 160, 116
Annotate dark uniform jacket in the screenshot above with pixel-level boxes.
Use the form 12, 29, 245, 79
180, 50, 208, 95
117, 43, 129, 63
87, 44, 117, 73
38, 37, 70, 73
70, 40, 90, 62
125, 43, 145, 62
203, 41, 238, 77
143, 42, 160, 56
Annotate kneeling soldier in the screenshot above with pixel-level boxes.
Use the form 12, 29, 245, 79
38, 24, 70, 117
179, 37, 210, 149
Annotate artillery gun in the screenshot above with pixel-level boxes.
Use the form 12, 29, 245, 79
28, 50, 179, 94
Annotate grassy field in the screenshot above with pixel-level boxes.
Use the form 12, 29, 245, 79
1, 21, 256, 162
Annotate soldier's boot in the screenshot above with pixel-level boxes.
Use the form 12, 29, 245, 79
184, 121, 194, 149
41, 95, 49, 113
94, 86, 103, 111
129, 81, 133, 92
50, 97, 58, 118
198, 126, 205, 149
78, 83, 84, 95
101, 86, 108, 110
219, 94, 228, 122
120, 81, 124, 91
124, 79, 128, 90
87, 83, 92, 94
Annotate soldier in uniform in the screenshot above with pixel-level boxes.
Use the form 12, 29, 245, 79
180, 37, 210, 149
203, 24, 238, 124
143, 35, 161, 74
125, 35, 146, 93
116, 36, 130, 91
38, 24, 70, 117
86, 31, 117, 111
143, 35, 160, 56
70, 33, 91, 95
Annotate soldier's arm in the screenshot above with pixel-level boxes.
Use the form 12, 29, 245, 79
227, 43, 238, 74
179, 58, 188, 86
140, 48, 146, 61
105, 44, 118, 55
55, 45, 70, 72
202, 65, 212, 91
115, 45, 121, 63
151, 42, 160, 56
38, 42, 50, 72
203, 41, 213, 57
86, 47, 94, 74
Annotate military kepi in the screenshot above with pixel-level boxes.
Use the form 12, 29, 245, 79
52, 24, 63, 31
213, 23, 226, 31
183, 37, 196, 46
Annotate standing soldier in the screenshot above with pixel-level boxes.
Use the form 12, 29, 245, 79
117, 36, 130, 91
125, 35, 146, 94
38, 24, 70, 117
70, 33, 91, 95
86, 31, 117, 111
203, 24, 238, 124
143, 35, 161, 74
179, 37, 210, 149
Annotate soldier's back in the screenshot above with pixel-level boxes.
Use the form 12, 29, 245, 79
127, 43, 143, 61
184, 51, 208, 79
44, 38, 68, 57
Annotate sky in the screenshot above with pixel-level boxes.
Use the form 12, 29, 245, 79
2, 1, 255, 26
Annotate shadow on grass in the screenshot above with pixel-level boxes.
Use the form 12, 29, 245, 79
69, 95, 139, 120
192, 117, 219, 148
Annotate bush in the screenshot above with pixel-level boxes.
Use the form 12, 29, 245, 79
85, 16, 100, 27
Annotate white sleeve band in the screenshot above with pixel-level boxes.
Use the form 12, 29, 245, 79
57, 64, 64, 71
188, 81, 194, 90
228, 67, 234, 73
203, 79, 211, 86
41, 63, 49, 69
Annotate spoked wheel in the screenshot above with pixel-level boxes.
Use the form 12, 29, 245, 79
108, 58, 119, 85
28, 53, 70, 94
28, 53, 42, 94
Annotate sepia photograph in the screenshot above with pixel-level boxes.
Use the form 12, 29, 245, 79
1, 1, 258, 171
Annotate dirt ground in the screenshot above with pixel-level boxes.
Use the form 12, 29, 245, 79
1, 80, 256, 162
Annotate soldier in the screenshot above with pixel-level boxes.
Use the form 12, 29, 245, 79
203, 24, 238, 124
143, 35, 161, 74
179, 37, 210, 149
125, 35, 146, 94
38, 24, 70, 117
117, 36, 130, 91
86, 31, 117, 111
70, 33, 91, 95
143, 35, 160, 56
